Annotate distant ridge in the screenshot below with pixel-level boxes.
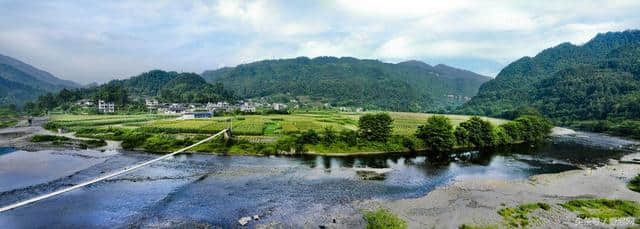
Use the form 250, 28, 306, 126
0, 54, 79, 105
202, 56, 490, 112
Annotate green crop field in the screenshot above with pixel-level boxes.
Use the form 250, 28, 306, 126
50, 114, 177, 129
51, 112, 507, 138
143, 112, 506, 137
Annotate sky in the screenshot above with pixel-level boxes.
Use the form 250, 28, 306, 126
0, 0, 639, 84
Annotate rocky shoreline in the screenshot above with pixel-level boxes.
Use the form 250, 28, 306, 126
354, 152, 640, 228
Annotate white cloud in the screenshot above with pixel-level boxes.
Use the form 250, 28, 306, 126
0, 0, 639, 82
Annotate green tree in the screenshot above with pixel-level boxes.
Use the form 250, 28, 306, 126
457, 116, 495, 148
358, 113, 393, 142
514, 115, 553, 142
321, 127, 337, 146
416, 115, 455, 153
454, 126, 470, 147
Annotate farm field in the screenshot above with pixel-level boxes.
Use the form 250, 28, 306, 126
50, 111, 507, 138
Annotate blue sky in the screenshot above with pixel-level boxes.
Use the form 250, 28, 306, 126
0, 0, 639, 84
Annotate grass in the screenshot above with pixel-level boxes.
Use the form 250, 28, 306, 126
362, 208, 408, 229
0, 120, 17, 128
30, 134, 107, 148
629, 174, 640, 193
560, 199, 640, 224
497, 202, 550, 228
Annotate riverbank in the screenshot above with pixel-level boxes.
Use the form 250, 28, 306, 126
356, 152, 640, 228
0, 117, 120, 152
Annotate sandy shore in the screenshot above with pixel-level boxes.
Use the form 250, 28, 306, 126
356, 152, 640, 228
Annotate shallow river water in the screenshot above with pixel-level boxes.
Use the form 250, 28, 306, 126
0, 131, 636, 228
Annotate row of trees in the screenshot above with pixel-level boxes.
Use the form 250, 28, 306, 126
417, 115, 553, 153
290, 113, 553, 155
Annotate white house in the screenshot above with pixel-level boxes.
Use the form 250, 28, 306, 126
98, 100, 115, 113
240, 103, 256, 112
272, 103, 287, 111
145, 98, 158, 108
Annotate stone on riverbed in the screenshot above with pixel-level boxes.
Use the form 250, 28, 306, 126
238, 216, 252, 226
354, 168, 393, 180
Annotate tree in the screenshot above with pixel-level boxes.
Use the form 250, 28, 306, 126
456, 116, 495, 148
321, 127, 337, 146
358, 113, 393, 142
416, 115, 455, 153
513, 115, 553, 142
454, 126, 470, 147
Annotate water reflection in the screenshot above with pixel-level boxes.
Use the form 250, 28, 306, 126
0, 133, 634, 228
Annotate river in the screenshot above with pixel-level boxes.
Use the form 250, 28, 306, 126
0, 131, 636, 228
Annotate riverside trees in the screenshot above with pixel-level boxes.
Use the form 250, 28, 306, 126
416, 115, 553, 154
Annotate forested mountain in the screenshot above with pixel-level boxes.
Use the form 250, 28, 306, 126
459, 30, 640, 124
202, 57, 490, 112
103, 70, 234, 103
0, 54, 79, 105
23, 70, 236, 113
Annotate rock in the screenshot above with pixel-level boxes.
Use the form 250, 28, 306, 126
253, 215, 260, 220
319, 225, 326, 229
238, 216, 252, 226
354, 168, 392, 180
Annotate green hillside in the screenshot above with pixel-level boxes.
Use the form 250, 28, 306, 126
459, 30, 640, 125
202, 57, 490, 112
0, 54, 81, 106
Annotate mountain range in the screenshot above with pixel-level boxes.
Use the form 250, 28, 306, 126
0, 54, 80, 105
459, 30, 640, 123
202, 56, 490, 112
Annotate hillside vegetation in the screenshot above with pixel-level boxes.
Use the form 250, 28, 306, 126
459, 30, 640, 127
203, 57, 490, 112
0, 54, 80, 105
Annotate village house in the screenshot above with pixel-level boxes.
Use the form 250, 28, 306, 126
145, 98, 158, 108
98, 100, 115, 113
240, 102, 256, 112
166, 103, 185, 114
76, 99, 94, 108
272, 103, 287, 111
177, 112, 212, 120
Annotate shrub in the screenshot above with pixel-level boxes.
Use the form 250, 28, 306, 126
629, 174, 640, 193
321, 127, 338, 146
30, 135, 70, 142
416, 115, 455, 153
359, 113, 393, 142
363, 209, 407, 229
297, 129, 320, 145
339, 129, 359, 146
